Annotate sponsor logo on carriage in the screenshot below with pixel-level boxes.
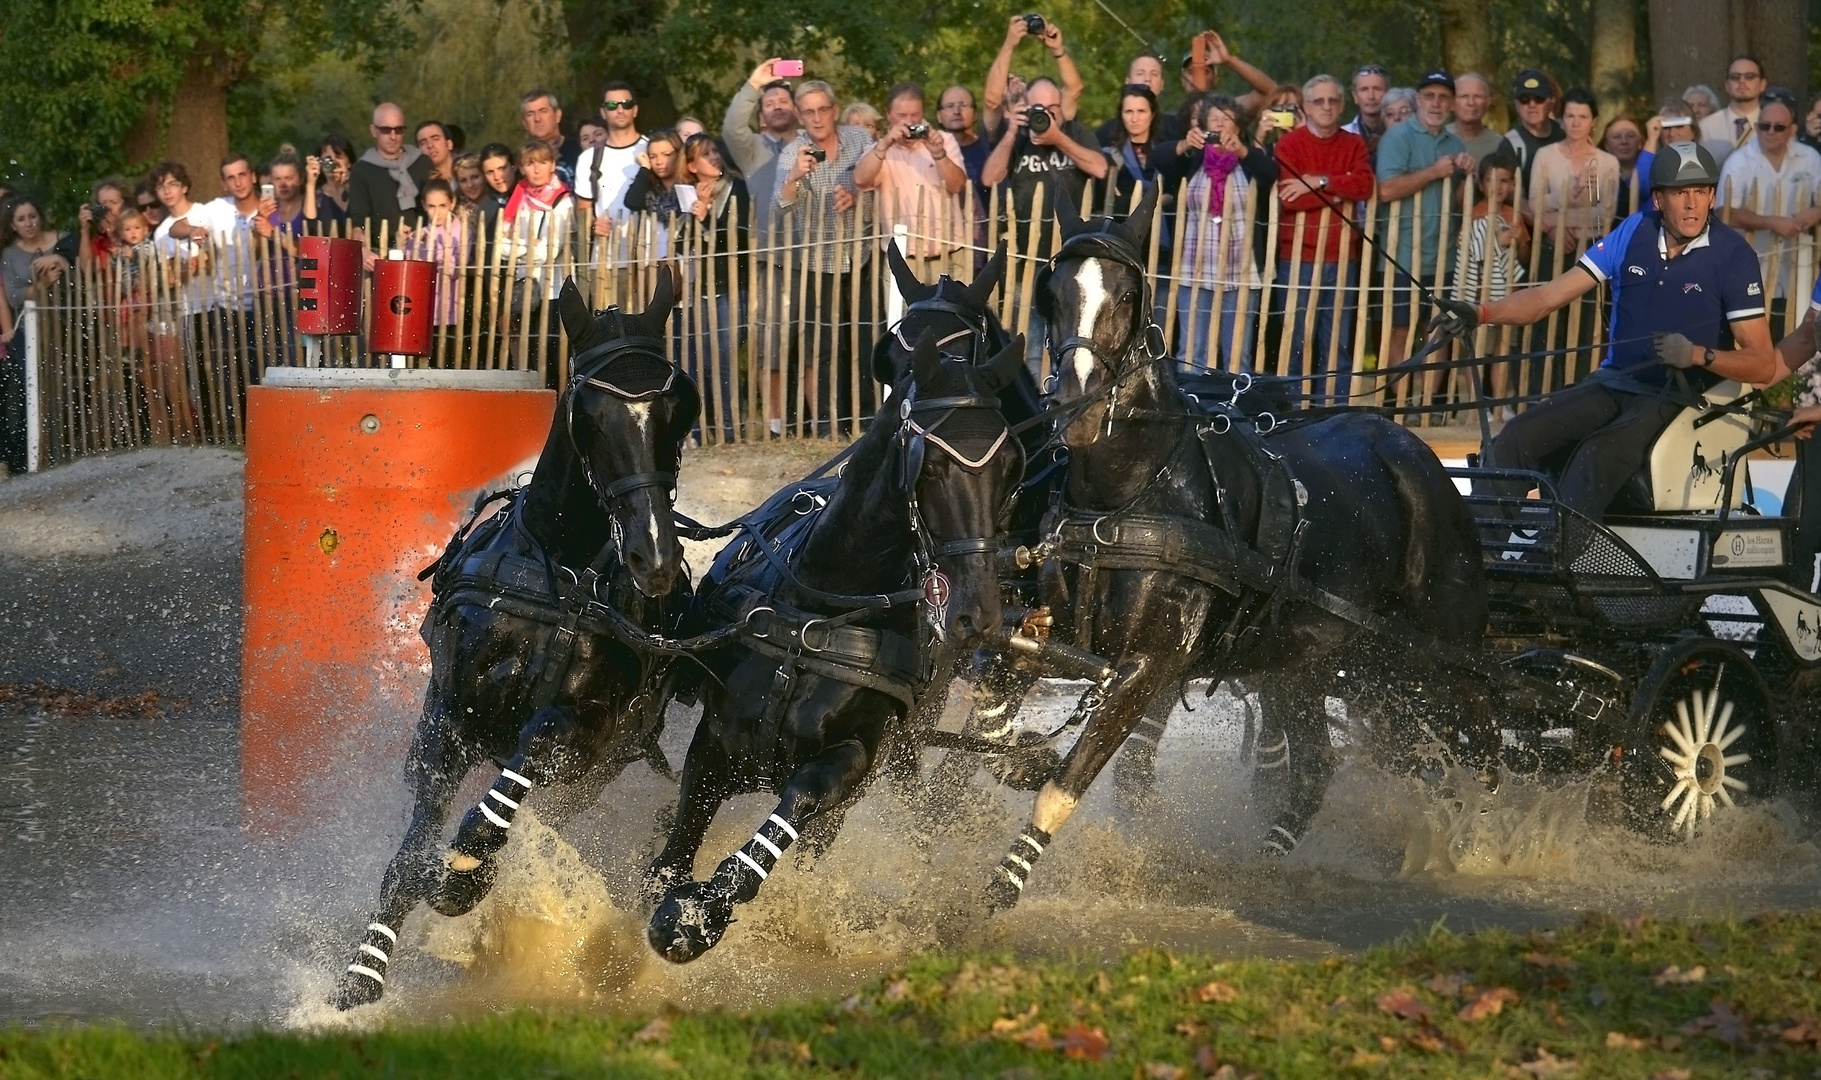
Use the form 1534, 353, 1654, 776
1713, 528, 1782, 568
922, 569, 952, 633
1761, 590, 1821, 661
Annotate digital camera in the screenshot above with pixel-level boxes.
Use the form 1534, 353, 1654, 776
1025, 106, 1052, 135
1023, 13, 1045, 34
806, 143, 827, 163
905, 122, 930, 139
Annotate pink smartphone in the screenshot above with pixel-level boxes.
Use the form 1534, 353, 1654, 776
774, 59, 804, 78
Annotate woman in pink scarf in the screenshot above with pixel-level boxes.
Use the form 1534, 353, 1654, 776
1174, 94, 1277, 371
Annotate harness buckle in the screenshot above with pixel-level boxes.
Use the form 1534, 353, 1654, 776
1254, 411, 1278, 435
1200, 413, 1233, 437
744, 605, 777, 638
1091, 516, 1118, 545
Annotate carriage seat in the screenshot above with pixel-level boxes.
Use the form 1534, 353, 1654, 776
1602, 379, 1756, 515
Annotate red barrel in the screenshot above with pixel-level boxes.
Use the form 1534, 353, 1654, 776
295, 235, 363, 335
369, 257, 436, 356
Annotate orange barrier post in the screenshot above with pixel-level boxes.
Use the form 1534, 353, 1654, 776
240, 368, 554, 830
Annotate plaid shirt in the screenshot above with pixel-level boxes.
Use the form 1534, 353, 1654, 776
773, 125, 874, 274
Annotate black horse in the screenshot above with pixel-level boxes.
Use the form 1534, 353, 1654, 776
980, 186, 1491, 908
643, 331, 1028, 963
333, 274, 699, 1009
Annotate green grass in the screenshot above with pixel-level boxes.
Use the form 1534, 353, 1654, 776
6, 911, 1821, 1078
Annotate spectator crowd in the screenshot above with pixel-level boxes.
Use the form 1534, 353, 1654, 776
4, 20, 1820, 468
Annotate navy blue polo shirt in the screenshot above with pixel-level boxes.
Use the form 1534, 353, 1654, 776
1578, 210, 1765, 387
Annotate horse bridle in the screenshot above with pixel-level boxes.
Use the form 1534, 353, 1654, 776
891, 294, 1001, 360
895, 383, 1022, 590
563, 321, 700, 516
1040, 230, 1167, 381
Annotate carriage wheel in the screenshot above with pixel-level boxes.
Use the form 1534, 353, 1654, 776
1620, 642, 1776, 842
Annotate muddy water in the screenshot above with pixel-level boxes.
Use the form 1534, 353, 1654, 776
2, 446, 1817, 1030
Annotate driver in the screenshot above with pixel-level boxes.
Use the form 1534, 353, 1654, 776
1432, 143, 1783, 519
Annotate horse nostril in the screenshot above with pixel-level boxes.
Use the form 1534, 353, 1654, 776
954, 613, 978, 640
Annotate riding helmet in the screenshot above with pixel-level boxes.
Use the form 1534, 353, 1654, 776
1650, 142, 1720, 190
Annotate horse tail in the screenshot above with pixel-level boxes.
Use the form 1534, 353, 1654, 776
1376, 431, 1487, 641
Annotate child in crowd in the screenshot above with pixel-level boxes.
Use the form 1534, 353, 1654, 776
401, 180, 468, 331
1455, 146, 1529, 305
577, 118, 609, 151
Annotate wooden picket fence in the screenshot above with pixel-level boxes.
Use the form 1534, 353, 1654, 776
20, 165, 1818, 470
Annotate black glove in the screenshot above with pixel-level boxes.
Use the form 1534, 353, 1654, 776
1426, 297, 1480, 341
1653, 331, 1698, 369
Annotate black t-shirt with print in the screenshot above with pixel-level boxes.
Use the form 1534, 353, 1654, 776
1004, 120, 1101, 257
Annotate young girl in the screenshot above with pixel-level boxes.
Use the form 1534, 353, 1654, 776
501, 143, 573, 340
402, 180, 469, 332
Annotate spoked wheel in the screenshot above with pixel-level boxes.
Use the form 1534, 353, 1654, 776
1620, 642, 1777, 841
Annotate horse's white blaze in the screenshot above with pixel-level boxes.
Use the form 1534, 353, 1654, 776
1068, 260, 1109, 393
621, 402, 666, 552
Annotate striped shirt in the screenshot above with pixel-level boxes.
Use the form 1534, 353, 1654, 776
1452, 211, 1522, 301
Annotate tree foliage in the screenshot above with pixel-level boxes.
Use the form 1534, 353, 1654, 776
0, 0, 410, 213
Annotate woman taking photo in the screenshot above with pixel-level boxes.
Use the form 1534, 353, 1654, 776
680, 134, 749, 442
1174, 94, 1276, 370
304, 134, 354, 223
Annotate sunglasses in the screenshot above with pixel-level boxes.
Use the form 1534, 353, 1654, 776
1727, 71, 1763, 81
1354, 64, 1386, 77
373, 125, 405, 135
1757, 121, 1791, 132
602, 100, 635, 111
136, 201, 157, 210
1515, 94, 1549, 105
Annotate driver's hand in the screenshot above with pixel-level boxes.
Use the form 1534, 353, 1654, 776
1653, 331, 1698, 368
1426, 297, 1481, 341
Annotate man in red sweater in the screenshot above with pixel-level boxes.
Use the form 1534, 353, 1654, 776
1267, 74, 1376, 404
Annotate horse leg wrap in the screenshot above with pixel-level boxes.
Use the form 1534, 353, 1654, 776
334, 922, 398, 1009
1253, 729, 1289, 772
1125, 711, 1168, 749
995, 824, 1052, 896
1261, 812, 1309, 858
452, 768, 533, 861
721, 813, 799, 904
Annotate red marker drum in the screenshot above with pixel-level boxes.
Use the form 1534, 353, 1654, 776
295, 235, 362, 335
369, 256, 436, 356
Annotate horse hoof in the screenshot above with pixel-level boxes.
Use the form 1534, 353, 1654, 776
983, 869, 1023, 913
641, 861, 691, 907
332, 965, 386, 1010
646, 884, 728, 964
428, 855, 498, 917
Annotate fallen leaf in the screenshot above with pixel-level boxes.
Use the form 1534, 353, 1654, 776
1679, 997, 1747, 1046
1378, 1035, 1399, 1052
1656, 1034, 1684, 1051
992, 1001, 1041, 1034
1011, 1023, 1053, 1050
1326, 995, 1351, 1014
1604, 1031, 1647, 1051
1174, 1020, 1207, 1038
1193, 1044, 1219, 1074
1208, 1067, 1239, 1080
1460, 987, 1520, 1022
1196, 980, 1239, 1004
1523, 952, 1578, 970
1587, 986, 1610, 1008
1510, 1047, 1579, 1077
1346, 1049, 1386, 1067
1143, 1064, 1186, 1080
1648, 1071, 1690, 1080
1059, 1024, 1109, 1061
1406, 1023, 1459, 1053
1622, 912, 1653, 936
1780, 1019, 1821, 1045
1652, 964, 1706, 986
631, 1017, 671, 1044
1376, 987, 1433, 1022
883, 978, 910, 1001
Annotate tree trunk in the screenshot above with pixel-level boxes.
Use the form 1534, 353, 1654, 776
1649, 0, 1731, 104
1437, 0, 1499, 123
561, 0, 679, 129
123, 53, 233, 201
1591, 0, 1639, 134
1742, 0, 1807, 104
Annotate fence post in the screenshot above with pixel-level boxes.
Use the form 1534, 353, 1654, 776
23, 300, 40, 473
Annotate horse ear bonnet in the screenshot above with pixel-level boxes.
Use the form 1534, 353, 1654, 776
572, 333, 701, 453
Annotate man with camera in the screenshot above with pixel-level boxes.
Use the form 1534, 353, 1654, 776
854, 82, 968, 280
725, 60, 803, 242
983, 75, 1106, 368
983, 15, 1083, 139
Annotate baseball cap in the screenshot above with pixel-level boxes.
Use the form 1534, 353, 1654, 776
1417, 71, 1455, 92
1511, 69, 1553, 98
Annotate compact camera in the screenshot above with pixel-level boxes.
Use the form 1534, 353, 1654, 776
905, 122, 930, 139
806, 143, 827, 163
1023, 13, 1046, 34
1025, 106, 1052, 135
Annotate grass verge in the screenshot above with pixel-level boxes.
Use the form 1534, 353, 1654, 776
5, 910, 1820, 1078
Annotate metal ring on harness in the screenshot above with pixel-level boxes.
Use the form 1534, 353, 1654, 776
1201, 413, 1232, 436
1092, 516, 1118, 545
1227, 372, 1253, 406
799, 617, 833, 653
744, 606, 777, 638
1254, 411, 1277, 435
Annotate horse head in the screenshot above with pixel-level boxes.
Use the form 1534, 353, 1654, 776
1037, 181, 1160, 448
889, 329, 1028, 645
556, 269, 698, 598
